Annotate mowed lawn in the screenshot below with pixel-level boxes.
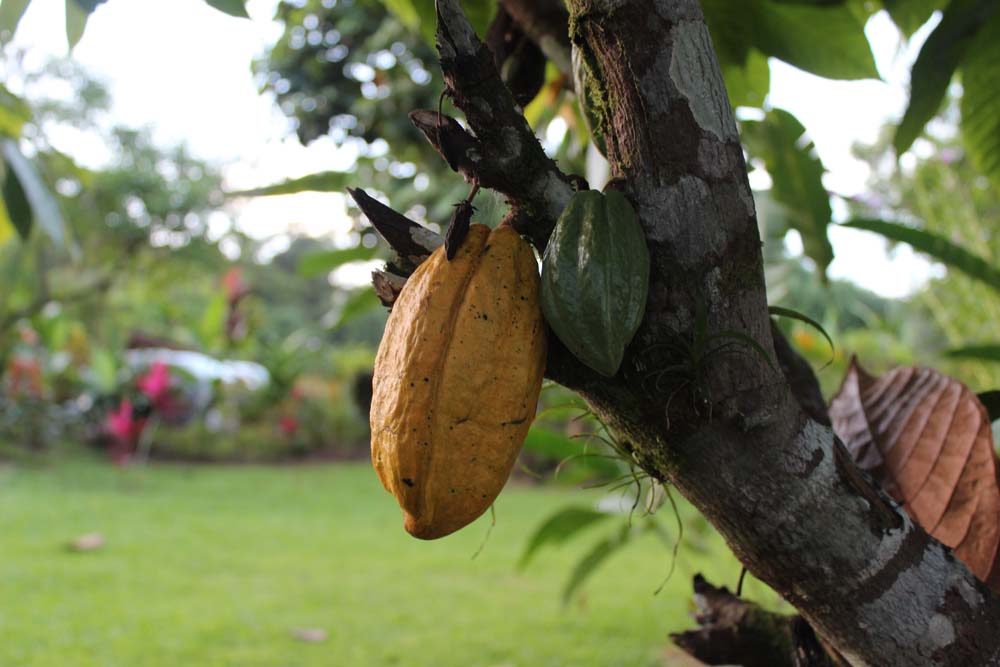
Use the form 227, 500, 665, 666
0, 455, 765, 667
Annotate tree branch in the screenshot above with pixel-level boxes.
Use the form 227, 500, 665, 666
671, 575, 845, 667
498, 0, 573, 79
553, 1, 1000, 664
432, 0, 574, 249
376, 3, 1000, 660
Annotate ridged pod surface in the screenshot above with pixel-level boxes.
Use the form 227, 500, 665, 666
541, 190, 649, 377
370, 223, 547, 539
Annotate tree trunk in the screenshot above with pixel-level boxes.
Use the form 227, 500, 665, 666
422, 1, 1000, 664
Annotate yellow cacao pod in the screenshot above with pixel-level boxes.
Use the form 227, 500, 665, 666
370, 223, 547, 539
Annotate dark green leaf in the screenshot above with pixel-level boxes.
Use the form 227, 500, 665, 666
1, 139, 65, 244
71, 0, 108, 11
842, 219, 1000, 291
894, 0, 999, 154
227, 170, 352, 197
701, 0, 756, 66
959, 12, 1000, 187
0, 0, 31, 41
945, 345, 1000, 362
751, 1, 878, 80
883, 0, 946, 36
329, 289, 381, 329
562, 524, 631, 603
742, 108, 833, 277
517, 506, 612, 570
203, 0, 249, 18
978, 390, 1000, 422
1, 155, 31, 238
768, 305, 835, 359
298, 246, 378, 278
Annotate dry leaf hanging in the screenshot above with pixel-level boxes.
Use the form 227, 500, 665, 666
830, 358, 1000, 589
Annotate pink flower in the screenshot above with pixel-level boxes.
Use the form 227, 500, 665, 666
105, 399, 146, 465
137, 362, 171, 407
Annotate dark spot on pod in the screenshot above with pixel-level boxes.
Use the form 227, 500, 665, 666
402, 478, 415, 487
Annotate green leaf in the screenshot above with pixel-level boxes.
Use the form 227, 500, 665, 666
517, 506, 613, 570
381, 0, 495, 47
945, 345, 1000, 362
71, 0, 108, 11
329, 289, 381, 329
2, 154, 31, 238
0, 85, 31, 138
562, 524, 631, 603
522, 427, 585, 459
894, 0, 999, 154
227, 170, 353, 197
977, 390, 1000, 422
742, 108, 833, 278
198, 292, 228, 350
883, 0, 946, 36
88, 346, 119, 393
701, 0, 755, 66
751, 1, 878, 80
203, 0, 249, 18
960, 12, 1000, 187
0, 198, 14, 244
521, 426, 621, 479
298, 246, 378, 278
64, 0, 87, 49
768, 305, 835, 359
0, 139, 65, 245
842, 219, 1000, 292
721, 49, 770, 109
0, 0, 31, 41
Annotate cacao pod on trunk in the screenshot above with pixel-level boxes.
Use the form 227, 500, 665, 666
540, 189, 649, 377
370, 223, 547, 539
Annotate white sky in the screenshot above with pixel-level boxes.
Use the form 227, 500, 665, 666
7, 0, 941, 296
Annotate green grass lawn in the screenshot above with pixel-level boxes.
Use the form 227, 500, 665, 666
0, 454, 773, 666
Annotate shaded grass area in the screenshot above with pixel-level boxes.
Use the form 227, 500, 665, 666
0, 455, 774, 666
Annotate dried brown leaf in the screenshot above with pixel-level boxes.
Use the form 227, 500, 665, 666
830, 358, 1000, 587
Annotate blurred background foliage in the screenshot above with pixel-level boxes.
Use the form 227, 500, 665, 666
0, 0, 999, 637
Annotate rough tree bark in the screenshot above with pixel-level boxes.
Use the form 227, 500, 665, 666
372, 0, 1000, 664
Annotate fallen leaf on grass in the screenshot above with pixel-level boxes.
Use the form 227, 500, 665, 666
290, 628, 328, 643
830, 358, 1000, 589
66, 532, 105, 552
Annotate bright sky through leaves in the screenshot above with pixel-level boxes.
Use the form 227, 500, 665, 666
8, 0, 944, 295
